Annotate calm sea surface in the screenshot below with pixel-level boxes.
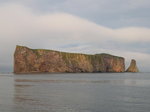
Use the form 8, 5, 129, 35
0, 73, 150, 112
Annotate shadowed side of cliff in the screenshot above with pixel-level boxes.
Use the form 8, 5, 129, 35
14, 45, 125, 74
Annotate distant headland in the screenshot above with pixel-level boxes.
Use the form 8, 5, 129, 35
14, 45, 139, 74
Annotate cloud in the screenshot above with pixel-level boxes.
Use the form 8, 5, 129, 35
114, 27, 150, 42
1, 0, 150, 28
0, 3, 150, 72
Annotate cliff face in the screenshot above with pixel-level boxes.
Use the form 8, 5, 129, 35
126, 59, 139, 72
14, 45, 125, 73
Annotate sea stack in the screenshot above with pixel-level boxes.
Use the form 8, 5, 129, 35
126, 59, 139, 72
14, 45, 125, 74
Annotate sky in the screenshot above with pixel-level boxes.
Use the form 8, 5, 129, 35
0, 0, 150, 72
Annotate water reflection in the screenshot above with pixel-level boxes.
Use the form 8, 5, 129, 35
1, 73, 150, 112
0, 75, 14, 112
14, 80, 75, 112
14, 78, 150, 87
13, 75, 150, 112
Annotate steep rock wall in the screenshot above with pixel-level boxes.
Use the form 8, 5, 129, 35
14, 45, 125, 73
126, 59, 139, 72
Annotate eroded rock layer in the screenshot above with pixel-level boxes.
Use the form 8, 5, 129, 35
126, 59, 139, 72
14, 45, 125, 73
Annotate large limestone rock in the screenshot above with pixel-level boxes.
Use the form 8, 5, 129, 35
14, 45, 125, 73
126, 59, 139, 72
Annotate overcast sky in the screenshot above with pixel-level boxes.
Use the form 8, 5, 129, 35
0, 0, 150, 72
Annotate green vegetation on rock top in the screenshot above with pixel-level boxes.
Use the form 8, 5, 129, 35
16, 45, 124, 59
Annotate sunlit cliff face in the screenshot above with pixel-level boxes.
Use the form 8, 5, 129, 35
126, 59, 139, 72
14, 46, 125, 73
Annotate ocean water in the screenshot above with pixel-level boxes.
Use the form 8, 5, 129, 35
0, 73, 150, 112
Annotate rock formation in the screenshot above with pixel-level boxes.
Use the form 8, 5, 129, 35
14, 45, 125, 74
126, 59, 139, 72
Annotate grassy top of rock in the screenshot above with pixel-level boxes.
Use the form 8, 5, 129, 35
16, 45, 124, 59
